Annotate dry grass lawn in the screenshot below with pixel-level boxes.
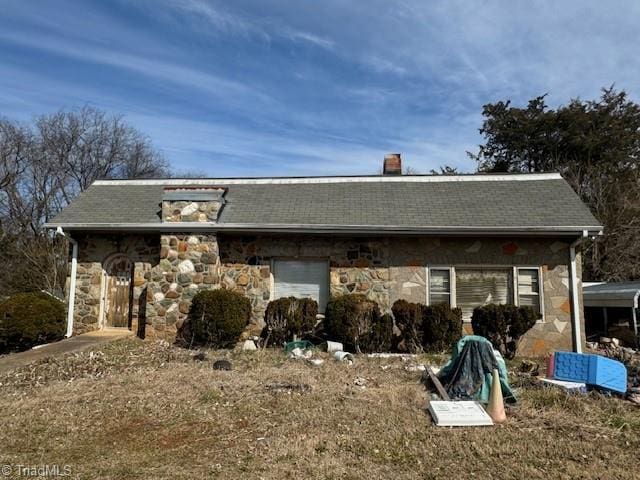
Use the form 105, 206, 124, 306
1, 338, 639, 479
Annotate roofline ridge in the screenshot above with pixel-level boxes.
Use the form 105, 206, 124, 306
93, 172, 563, 186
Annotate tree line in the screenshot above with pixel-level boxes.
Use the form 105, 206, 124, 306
471, 87, 640, 282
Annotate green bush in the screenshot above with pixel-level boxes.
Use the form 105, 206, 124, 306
0, 292, 66, 353
263, 297, 318, 346
391, 299, 462, 353
324, 294, 382, 353
360, 313, 394, 353
391, 299, 424, 353
423, 303, 463, 352
185, 289, 251, 348
471, 304, 506, 352
471, 304, 539, 359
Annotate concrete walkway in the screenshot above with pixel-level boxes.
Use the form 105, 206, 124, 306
0, 329, 133, 374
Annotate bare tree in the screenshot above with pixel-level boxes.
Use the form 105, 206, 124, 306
0, 119, 30, 191
0, 106, 169, 295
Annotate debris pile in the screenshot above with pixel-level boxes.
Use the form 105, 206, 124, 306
284, 340, 326, 366
435, 335, 516, 404
422, 335, 515, 427
600, 338, 640, 404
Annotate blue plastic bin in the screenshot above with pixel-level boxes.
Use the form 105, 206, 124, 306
552, 352, 627, 394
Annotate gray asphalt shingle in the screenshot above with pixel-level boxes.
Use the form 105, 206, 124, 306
48, 175, 602, 231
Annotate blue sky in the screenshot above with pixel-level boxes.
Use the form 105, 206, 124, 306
1, 1, 639, 176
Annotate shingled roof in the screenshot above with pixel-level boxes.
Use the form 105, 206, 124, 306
46, 173, 602, 236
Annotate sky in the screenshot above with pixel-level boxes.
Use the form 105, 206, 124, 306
1, 1, 639, 176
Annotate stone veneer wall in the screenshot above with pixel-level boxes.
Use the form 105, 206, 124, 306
70, 234, 158, 335
69, 232, 582, 355
144, 234, 220, 331
218, 235, 581, 355
161, 190, 225, 222
218, 236, 391, 323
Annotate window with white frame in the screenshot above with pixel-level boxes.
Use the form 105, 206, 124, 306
516, 268, 541, 316
427, 266, 543, 322
455, 268, 513, 322
428, 269, 451, 305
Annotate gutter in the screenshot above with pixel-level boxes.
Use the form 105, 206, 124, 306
44, 222, 604, 237
55, 227, 77, 338
569, 230, 591, 353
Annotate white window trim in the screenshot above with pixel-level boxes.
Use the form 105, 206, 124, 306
514, 266, 545, 322
426, 264, 545, 323
426, 266, 455, 307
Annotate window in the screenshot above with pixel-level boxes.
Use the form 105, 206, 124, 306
428, 269, 451, 305
272, 260, 329, 312
517, 268, 541, 316
455, 268, 513, 322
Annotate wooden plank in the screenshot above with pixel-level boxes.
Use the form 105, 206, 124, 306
424, 366, 450, 401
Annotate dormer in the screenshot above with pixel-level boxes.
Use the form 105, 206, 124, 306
161, 187, 226, 223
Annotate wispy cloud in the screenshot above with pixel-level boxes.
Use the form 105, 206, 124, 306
362, 56, 408, 76
0, 30, 275, 109
0, 0, 638, 176
287, 31, 335, 50
158, 0, 335, 50
173, 0, 254, 35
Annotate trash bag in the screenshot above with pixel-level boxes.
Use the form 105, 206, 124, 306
438, 335, 516, 404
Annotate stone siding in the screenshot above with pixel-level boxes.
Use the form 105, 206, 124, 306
217, 235, 579, 355
70, 234, 158, 335
145, 234, 220, 330
161, 188, 225, 223
218, 236, 392, 322
68, 232, 582, 355
162, 199, 223, 222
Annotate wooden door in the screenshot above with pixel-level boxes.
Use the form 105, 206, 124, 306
105, 256, 132, 328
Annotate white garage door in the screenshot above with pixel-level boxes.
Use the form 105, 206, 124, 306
273, 259, 329, 312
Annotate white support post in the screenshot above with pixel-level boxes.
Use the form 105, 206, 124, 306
56, 227, 78, 338
569, 231, 588, 353
633, 292, 639, 348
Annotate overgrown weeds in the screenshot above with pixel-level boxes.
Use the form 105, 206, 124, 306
0, 338, 639, 480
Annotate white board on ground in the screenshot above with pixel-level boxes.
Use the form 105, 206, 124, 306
540, 377, 587, 393
428, 401, 494, 427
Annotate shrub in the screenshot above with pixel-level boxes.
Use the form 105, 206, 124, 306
263, 297, 318, 346
360, 313, 394, 353
324, 294, 381, 353
471, 304, 506, 352
392, 299, 463, 353
392, 299, 424, 353
471, 304, 539, 359
185, 289, 251, 348
0, 292, 66, 353
422, 303, 463, 352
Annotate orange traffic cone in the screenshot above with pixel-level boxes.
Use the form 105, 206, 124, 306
486, 368, 507, 424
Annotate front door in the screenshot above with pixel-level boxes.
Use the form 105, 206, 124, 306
105, 256, 132, 328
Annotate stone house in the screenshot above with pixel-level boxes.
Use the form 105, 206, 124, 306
46, 155, 602, 355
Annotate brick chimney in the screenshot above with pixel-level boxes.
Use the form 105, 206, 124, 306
383, 153, 402, 175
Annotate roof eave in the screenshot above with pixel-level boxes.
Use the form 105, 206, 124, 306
44, 222, 604, 237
